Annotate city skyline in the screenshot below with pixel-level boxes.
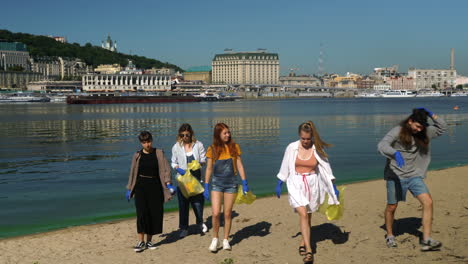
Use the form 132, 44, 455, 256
1, 0, 467, 75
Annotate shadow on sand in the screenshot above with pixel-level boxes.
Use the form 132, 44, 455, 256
380, 217, 422, 239
292, 223, 350, 254
229, 221, 272, 246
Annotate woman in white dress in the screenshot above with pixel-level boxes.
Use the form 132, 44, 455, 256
276, 121, 340, 264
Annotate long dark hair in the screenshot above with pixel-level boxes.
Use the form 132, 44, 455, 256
298, 121, 332, 158
399, 109, 430, 154
211, 123, 238, 161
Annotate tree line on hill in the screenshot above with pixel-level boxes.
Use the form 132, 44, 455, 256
0, 29, 183, 72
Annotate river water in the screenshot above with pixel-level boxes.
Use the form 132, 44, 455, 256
0, 97, 467, 238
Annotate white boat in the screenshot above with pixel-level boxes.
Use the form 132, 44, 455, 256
47, 95, 68, 102
451, 92, 468, 97
380, 90, 416, 98
415, 91, 445, 97
0, 93, 51, 103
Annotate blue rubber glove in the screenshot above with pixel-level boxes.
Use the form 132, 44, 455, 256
394, 151, 405, 168
125, 189, 131, 202
276, 180, 283, 198
203, 183, 210, 201
242, 179, 249, 195
333, 184, 340, 200
417, 107, 433, 117
166, 183, 176, 195
176, 167, 186, 175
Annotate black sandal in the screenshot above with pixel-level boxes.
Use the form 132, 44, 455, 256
303, 252, 314, 264
298, 246, 306, 256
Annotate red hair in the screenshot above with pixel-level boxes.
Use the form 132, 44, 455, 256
211, 123, 239, 160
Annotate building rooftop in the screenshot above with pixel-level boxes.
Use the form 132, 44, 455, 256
185, 66, 212, 72
213, 52, 279, 60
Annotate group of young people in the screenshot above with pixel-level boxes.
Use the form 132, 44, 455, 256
125, 107, 446, 264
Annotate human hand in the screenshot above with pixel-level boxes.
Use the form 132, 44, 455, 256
203, 183, 210, 201
276, 180, 283, 198
125, 189, 131, 202
242, 179, 249, 195
333, 184, 340, 200
394, 151, 405, 168
176, 168, 186, 175
417, 107, 433, 117
166, 183, 176, 195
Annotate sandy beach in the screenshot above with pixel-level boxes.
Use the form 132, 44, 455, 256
1, 166, 467, 264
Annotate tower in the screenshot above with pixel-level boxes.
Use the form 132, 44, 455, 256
318, 43, 324, 76
450, 48, 455, 70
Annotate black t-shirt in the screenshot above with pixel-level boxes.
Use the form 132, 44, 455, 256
138, 149, 159, 177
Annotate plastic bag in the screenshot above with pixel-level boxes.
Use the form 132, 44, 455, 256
234, 184, 256, 204
176, 160, 204, 198
318, 186, 345, 221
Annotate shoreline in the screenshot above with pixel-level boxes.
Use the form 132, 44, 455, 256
1, 164, 467, 242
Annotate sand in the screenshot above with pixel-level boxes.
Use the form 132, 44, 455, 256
1, 166, 467, 264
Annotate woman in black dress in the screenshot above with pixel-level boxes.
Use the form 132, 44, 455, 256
126, 131, 174, 252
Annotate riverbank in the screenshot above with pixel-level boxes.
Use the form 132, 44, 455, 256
1, 166, 467, 264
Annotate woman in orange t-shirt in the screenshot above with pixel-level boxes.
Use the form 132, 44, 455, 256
204, 123, 249, 252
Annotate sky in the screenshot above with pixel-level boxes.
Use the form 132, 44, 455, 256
1, 0, 467, 76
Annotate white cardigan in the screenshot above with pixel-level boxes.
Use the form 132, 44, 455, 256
277, 140, 339, 206
171, 141, 206, 176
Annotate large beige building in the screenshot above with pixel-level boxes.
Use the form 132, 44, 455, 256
407, 68, 456, 90
212, 50, 279, 85
82, 74, 171, 92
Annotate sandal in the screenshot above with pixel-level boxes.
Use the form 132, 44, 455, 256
303, 252, 314, 264
298, 246, 306, 256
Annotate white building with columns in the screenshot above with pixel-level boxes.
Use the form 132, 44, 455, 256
82, 74, 171, 92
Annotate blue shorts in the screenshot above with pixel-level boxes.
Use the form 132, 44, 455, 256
212, 184, 238, 194
386, 176, 429, 204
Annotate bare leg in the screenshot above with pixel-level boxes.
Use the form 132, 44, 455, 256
211, 191, 223, 239
385, 203, 398, 237
296, 206, 312, 253
416, 193, 433, 240
138, 233, 144, 242
300, 214, 312, 247
222, 192, 237, 240
146, 234, 152, 242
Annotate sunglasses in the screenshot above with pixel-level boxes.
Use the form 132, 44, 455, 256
179, 133, 191, 138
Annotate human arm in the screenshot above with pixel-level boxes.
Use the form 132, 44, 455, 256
377, 126, 400, 159
198, 141, 207, 166
236, 156, 249, 194
426, 113, 447, 139
204, 157, 213, 201
171, 144, 180, 169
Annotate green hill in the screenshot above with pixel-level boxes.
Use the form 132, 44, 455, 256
0, 29, 183, 72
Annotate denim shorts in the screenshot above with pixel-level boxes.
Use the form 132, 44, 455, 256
212, 184, 238, 194
386, 176, 429, 204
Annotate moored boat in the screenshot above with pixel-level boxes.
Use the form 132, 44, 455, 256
66, 94, 201, 104
0, 93, 51, 103
380, 90, 416, 98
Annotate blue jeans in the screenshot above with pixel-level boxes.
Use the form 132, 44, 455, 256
177, 169, 204, 229
386, 176, 430, 204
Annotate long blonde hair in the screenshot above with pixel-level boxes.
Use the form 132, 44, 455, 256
298, 121, 332, 158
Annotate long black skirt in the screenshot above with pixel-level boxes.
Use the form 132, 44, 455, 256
134, 176, 164, 235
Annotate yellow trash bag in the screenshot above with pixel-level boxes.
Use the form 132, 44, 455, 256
234, 184, 256, 204
318, 186, 345, 221
176, 160, 204, 198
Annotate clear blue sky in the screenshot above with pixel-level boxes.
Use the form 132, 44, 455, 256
1, 0, 467, 75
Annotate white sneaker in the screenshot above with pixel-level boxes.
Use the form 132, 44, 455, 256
222, 239, 231, 251
200, 223, 208, 233
208, 238, 219, 252
179, 229, 188, 238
